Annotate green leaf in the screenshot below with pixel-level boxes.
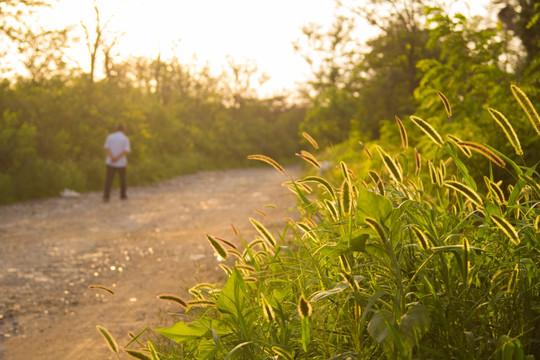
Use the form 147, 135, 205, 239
216, 269, 252, 339
154, 318, 229, 344
197, 338, 220, 360
367, 305, 431, 355
124, 349, 152, 360
398, 304, 431, 352
217, 269, 248, 320
154, 321, 212, 344
310, 283, 348, 302
348, 233, 368, 252
356, 187, 393, 223
367, 310, 393, 344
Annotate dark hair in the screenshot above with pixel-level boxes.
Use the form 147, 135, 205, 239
116, 123, 125, 132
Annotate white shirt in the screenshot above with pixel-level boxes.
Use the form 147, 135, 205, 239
104, 131, 131, 167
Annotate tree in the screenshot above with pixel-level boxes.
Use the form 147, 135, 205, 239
224, 56, 269, 108
81, 0, 122, 83
0, 0, 48, 40
494, 0, 540, 68
295, 15, 360, 144
17, 26, 69, 83
298, 0, 442, 143
402, 7, 538, 187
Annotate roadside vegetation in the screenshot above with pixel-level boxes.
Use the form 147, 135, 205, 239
100, 83, 538, 359
92, 1, 539, 359
0, 0, 538, 358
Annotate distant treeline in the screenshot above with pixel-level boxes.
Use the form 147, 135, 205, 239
0, 63, 306, 203
1, 0, 539, 204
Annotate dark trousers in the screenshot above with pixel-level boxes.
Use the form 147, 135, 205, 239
104, 165, 127, 199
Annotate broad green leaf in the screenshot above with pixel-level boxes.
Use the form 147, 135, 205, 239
348, 234, 368, 252
197, 338, 219, 360
217, 269, 248, 320
356, 187, 393, 223
155, 321, 211, 344
398, 304, 431, 352
367, 310, 393, 344
154, 317, 230, 344
272, 283, 292, 304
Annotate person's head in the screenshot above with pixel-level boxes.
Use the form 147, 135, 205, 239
116, 123, 126, 132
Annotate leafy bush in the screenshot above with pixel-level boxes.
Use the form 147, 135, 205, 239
99, 86, 539, 359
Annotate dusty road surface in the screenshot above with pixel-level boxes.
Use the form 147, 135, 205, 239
0, 165, 301, 360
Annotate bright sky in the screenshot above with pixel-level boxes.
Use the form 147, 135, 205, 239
36, 0, 490, 96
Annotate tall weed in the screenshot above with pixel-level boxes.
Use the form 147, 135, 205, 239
107, 85, 539, 359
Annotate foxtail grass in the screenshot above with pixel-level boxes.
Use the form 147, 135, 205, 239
157, 294, 188, 308
410, 115, 444, 147
437, 90, 452, 117
490, 214, 520, 245
445, 180, 484, 207
296, 150, 321, 168
302, 132, 320, 149
457, 141, 506, 168
89, 285, 115, 295
375, 145, 403, 183
97, 325, 119, 354
487, 108, 523, 155
247, 154, 285, 174
511, 84, 540, 135
395, 116, 409, 149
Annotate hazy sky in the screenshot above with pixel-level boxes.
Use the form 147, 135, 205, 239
36, 0, 489, 95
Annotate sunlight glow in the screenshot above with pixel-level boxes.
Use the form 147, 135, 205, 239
33, 0, 490, 95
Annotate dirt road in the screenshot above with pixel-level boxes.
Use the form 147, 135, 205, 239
0, 165, 300, 359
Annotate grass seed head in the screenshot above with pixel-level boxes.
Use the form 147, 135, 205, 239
511, 84, 540, 135
96, 325, 118, 354
124, 349, 152, 360
298, 294, 313, 319
261, 294, 275, 322
206, 233, 228, 260
157, 294, 188, 308
491, 214, 520, 245
250, 217, 277, 248
375, 145, 403, 183
302, 131, 320, 149
437, 90, 452, 117
360, 141, 373, 158
340, 178, 353, 215
247, 154, 285, 174
411, 226, 430, 250
446, 134, 473, 157
487, 107, 523, 155
89, 285, 115, 295
457, 141, 506, 168
395, 115, 409, 149
445, 180, 484, 208
414, 148, 422, 176
364, 217, 388, 243
410, 115, 444, 147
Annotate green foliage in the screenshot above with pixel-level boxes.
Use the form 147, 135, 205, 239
0, 62, 305, 204
299, 0, 440, 143
115, 85, 539, 359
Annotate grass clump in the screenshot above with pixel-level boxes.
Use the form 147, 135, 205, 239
105, 86, 539, 359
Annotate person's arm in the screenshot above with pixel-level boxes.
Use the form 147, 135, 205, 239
106, 147, 119, 163
106, 148, 129, 163
113, 150, 129, 162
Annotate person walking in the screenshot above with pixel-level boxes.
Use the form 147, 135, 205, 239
103, 123, 131, 202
